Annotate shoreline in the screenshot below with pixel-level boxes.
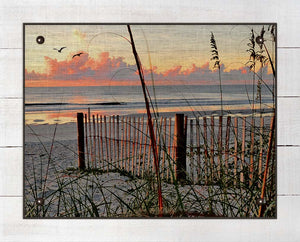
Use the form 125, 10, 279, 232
25, 107, 275, 126
25, 109, 274, 143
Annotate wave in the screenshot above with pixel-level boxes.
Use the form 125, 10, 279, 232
25, 102, 126, 106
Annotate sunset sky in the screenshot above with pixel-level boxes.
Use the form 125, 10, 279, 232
25, 24, 275, 87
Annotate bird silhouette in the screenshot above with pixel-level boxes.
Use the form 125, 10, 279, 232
53, 47, 66, 53
72, 52, 84, 59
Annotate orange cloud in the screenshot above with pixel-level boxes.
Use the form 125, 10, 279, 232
162, 65, 182, 77
25, 52, 274, 87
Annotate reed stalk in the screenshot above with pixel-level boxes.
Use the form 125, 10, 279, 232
210, 32, 223, 116
258, 115, 275, 217
127, 25, 163, 216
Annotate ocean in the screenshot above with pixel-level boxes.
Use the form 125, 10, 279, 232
25, 84, 274, 125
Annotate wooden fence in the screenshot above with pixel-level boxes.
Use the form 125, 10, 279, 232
77, 110, 275, 185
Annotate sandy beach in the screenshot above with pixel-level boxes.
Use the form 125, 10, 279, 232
25, 122, 78, 143
24, 133, 216, 217
24, 111, 274, 218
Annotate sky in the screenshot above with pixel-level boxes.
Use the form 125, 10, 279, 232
25, 24, 276, 87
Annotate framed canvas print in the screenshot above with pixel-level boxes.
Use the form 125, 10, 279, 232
24, 23, 276, 218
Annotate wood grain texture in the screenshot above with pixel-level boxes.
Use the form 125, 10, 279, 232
0, 0, 299, 240
0, 196, 299, 241
0, 0, 299, 47
0, 148, 22, 196
0, 49, 22, 98
0, 99, 22, 147
277, 98, 300, 145
277, 49, 300, 97
278, 147, 300, 195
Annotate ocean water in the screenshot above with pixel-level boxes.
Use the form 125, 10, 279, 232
25, 84, 274, 124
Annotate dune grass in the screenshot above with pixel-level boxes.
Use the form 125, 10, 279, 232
24, 118, 276, 218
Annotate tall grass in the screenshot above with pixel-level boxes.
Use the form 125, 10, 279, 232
25, 112, 276, 218
210, 32, 223, 116
246, 26, 275, 115
127, 25, 163, 215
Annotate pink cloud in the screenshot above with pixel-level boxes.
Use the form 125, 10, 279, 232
162, 65, 182, 77
25, 52, 273, 86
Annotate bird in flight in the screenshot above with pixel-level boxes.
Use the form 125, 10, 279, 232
72, 52, 84, 59
53, 47, 67, 53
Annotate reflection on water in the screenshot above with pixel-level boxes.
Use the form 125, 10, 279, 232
25, 84, 274, 125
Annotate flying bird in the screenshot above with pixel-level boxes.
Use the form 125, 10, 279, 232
72, 52, 84, 59
53, 47, 67, 52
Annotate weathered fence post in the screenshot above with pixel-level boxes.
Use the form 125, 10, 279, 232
77, 113, 86, 169
175, 114, 187, 182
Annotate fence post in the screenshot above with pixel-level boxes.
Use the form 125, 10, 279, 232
77, 113, 86, 169
175, 113, 187, 182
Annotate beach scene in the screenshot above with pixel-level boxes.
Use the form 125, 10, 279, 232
24, 24, 276, 218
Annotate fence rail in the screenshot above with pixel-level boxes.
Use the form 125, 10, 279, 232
77, 110, 275, 186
